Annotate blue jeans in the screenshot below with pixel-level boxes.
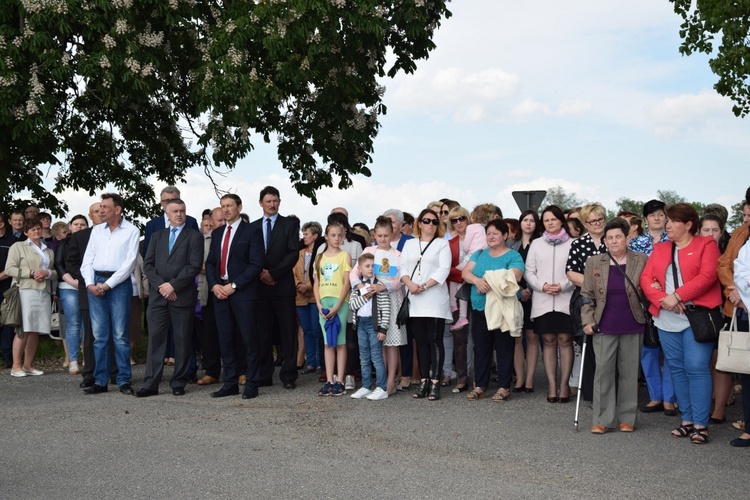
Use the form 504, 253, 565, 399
658, 326, 713, 427
641, 344, 675, 404
357, 316, 386, 390
297, 303, 321, 368
59, 288, 82, 363
88, 276, 132, 386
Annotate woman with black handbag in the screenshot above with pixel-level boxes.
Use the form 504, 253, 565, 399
581, 218, 648, 433
641, 203, 723, 444
399, 209, 452, 401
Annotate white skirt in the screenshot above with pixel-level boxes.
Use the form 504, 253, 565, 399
20, 289, 51, 334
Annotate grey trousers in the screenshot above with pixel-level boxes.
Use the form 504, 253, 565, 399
592, 333, 642, 428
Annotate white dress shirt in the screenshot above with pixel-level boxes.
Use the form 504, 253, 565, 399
81, 217, 140, 289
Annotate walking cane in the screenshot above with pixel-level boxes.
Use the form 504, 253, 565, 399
574, 325, 595, 431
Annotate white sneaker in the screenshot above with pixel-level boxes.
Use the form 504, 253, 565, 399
367, 387, 388, 400
69, 361, 79, 375
345, 375, 356, 390
350, 387, 372, 399
23, 368, 44, 376
10, 369, 26, 378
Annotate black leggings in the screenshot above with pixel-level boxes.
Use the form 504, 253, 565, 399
410, 317, 445, 380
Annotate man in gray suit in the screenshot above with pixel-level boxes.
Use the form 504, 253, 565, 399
137, 199, 203, 397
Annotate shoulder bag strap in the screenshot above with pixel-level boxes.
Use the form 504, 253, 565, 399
607, 251, 647, 312
671, 242, 681, 288
404, 237, 437, 299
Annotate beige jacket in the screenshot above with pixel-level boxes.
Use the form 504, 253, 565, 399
4, 241, 58, 293
580, 250, 647, 327
484, 269, 523, 337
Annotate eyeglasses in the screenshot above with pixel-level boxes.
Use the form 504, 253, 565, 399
586, 217, 605, 226
420, 218, 440, 226
450, 216, 467, 224
440, 210, 449, 215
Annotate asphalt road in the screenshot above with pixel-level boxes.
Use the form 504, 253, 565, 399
1, 364, 746, 499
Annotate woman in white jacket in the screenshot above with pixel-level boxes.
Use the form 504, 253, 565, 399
524, 206, 575, 403
399, 209, 452, 401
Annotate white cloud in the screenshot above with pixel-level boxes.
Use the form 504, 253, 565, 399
651, 91, 732, 138
389, 66, 519, 122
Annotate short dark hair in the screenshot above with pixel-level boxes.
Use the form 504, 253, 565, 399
101, 193, 124, 209
604, 217, 630, 239
352, 222, 370, 233
666, 203, 699, 235
69, 214, 89, 227
202, 209, 212, 219
486, 218, 509, 235
402, 212, 414, 225
642, 199, 666, 218
38, 212, 52, 222
259, 186, 280, 200
540, 205, 571, 236
23, 217, 42, 233
220, 193, 242, 206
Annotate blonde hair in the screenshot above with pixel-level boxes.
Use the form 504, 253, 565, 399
447, 206, 471, 232
51, 221, 69, 239
579, 202, 606, 224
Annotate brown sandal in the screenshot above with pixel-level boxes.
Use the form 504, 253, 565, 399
492, 389, 511, 402
467, 388, 486, 400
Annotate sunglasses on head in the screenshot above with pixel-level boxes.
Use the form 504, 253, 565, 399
450, 216, 467, 224
420, 218, 440, 226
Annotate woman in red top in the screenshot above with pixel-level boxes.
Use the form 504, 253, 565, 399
641, 203, 722, 445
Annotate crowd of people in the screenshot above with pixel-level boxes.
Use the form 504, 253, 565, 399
3, 185, 750, 448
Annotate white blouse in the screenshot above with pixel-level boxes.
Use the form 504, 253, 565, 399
399, 237, 452, 320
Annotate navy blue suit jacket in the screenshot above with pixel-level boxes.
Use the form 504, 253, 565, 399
249, 214, 299, 297
205, 221, 263, 301
142, 214, 199, 257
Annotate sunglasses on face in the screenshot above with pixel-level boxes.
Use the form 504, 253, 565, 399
440, 210, 449, 215
420, 218, 440, 226
450, 216, 467, 224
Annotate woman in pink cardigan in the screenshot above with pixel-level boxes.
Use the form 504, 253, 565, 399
640, 203, 722, 445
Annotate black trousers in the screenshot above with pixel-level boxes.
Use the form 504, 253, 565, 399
255, 295, 298, 385
410, 317, 445, 380
472, 310, 514, 389
196, 300, 221, 379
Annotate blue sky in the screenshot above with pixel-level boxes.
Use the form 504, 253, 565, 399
53, 0, 750, 227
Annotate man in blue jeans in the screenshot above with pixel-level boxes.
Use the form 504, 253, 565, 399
80, 193, 140, 395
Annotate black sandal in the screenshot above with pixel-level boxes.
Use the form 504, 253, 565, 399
671, 424, 695, 438
413, 379, 431, 399
428, 382, 441, 401
690, 428, 709, 444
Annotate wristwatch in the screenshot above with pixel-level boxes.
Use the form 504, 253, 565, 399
231, 282, 237, 290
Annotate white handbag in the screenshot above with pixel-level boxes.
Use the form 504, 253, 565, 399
716, 310, 750, 375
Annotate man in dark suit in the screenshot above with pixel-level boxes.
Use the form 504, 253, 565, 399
250, 186, 301, 389
205, 194, 263, 399
65, 202, 109, 388
137, 199, 203, 397
142, 186, 199, 257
